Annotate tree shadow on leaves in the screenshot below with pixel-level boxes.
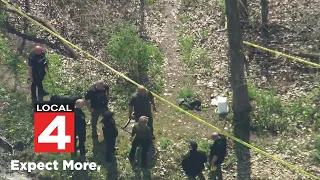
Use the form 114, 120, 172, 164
129, 143, 158, 180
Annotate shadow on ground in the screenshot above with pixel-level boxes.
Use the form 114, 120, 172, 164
71, 155, 89, 180
129, 143, 158, 180
92, 139, 119, 180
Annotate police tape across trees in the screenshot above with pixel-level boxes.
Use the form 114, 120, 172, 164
9, 103, 101, 172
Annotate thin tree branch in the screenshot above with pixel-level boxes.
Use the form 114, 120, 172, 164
5, 21, 59, 50
1, 4, 78, 59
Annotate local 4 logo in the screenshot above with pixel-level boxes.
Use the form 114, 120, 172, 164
34, 103, 75, 153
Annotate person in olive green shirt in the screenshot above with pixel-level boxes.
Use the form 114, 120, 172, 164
128, 116, 153, 168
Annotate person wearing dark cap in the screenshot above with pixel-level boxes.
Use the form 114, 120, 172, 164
73, 99, 87, 156
182, 141, 207, 180
101, 111, 118, 163
209, 132, 227, 180
28, 46, 49, 103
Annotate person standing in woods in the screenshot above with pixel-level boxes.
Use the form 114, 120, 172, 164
124, 86, 157, 139
209, 132, 227, 180
28, 46, 49, 103
128, 116, 153, 168
84, 80, 110, 139
182, 141, 207, 180
101, 111, 118, 163
73, 99, 87, 156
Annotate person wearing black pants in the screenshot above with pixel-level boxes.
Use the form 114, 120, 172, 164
182, 141, 207, 180
101, 111, 118, 163
84, 81, 110, 140
28, 46, 49, 103
125, 86, 156, 139
74, 99, 87, 156
128, 116, 153, 168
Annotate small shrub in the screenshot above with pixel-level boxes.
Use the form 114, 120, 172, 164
43, 54, 91, 96
0, 35, 14, 64
315, 136, 320, 151
159, 138, 171, 149
106, 24, 164, 83
178, 30, 211, 72
198, 140, 211, 155
224, 153, 237, 169
181, 0, 198, 7
200, 29, 209, 40
249, 81, 320, 133
191, 47, 210, 69
0, 9, 7, 29
178, 33, 195, 69
178, 87, 193, 99
145, 0, 155, 6
315, 118, 320, 131
106, 24, 164, 110
249, 82, 285, 132
179, 13, 190, 24
218, 0, 226, 15
314, 136, 320, 162
0, 91, 33, 145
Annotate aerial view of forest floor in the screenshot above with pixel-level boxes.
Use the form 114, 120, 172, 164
0, 0, 320, 179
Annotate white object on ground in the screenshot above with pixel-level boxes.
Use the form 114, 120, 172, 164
211, 96, 229, 114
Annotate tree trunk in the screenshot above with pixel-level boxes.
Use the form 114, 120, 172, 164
139, 0, 146, 39
238, 0, 248, 21
261, 0, 269, 37
226, 0, 252, 179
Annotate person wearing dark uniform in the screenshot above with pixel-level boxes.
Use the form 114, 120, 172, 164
28, 46, 49, 103
182, 141, 207, 180
101, 111, 118, 163
209, 132, 227, 180
74, 99, 86, 156
125, 86, 156, 139
84, 81, 110, 139
128, 116, 153, 168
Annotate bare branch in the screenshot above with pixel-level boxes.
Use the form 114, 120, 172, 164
4, 21, 59, 50
1, 3, 78, 59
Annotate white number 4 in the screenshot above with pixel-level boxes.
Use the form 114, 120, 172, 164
38, 116, 71, 150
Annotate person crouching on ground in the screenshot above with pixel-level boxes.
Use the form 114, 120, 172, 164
128, 116, 153, 168
182, 141, 207, 180
73, 99, 87, 156
101, 111, 118, 163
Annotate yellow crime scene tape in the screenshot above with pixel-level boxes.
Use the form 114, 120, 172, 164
1, 1, 319, 179
243, 41, 320, 68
